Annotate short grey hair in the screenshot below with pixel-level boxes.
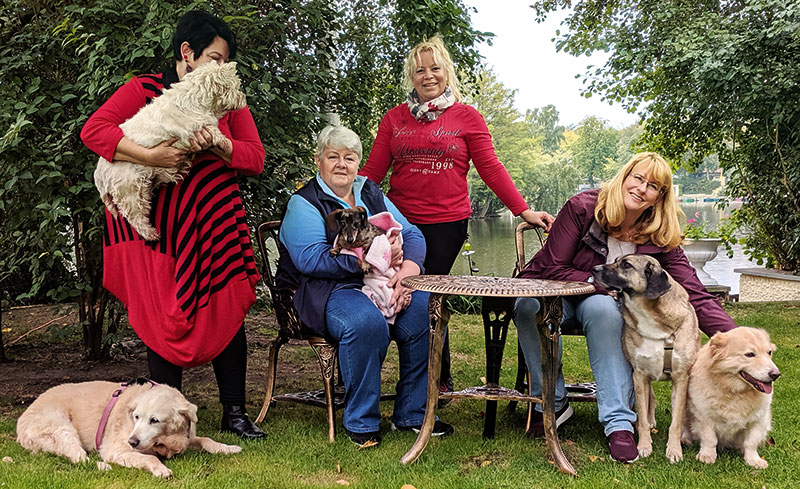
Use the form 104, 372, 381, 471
315, 125, 362, 161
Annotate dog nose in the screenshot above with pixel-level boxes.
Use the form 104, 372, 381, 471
769, 369, 781, 381
128, 437, 140, 448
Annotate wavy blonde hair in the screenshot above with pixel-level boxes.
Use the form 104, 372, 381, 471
403, 35, 462, 101
595, 152, 684, 249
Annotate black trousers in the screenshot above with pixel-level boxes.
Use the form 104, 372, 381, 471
411, 218, 469, 388
146, 324, 247, 406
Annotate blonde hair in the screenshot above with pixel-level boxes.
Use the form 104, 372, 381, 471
595, 152, 684, 249
403, 35, 461, 101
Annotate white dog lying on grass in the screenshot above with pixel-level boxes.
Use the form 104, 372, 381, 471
17, 380, 241, 478
93, 61, 246, 241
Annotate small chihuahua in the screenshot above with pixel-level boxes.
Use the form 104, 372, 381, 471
326, 207, 383, 273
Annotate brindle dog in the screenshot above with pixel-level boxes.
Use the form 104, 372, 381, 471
326, 206, 383, 273
592, 254, 700, 463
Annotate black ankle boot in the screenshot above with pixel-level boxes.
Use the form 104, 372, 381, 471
221, 405, 266, 440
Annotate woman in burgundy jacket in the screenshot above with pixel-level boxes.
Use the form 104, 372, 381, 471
514, 152, 736, 463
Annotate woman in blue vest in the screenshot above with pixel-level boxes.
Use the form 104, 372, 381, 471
277, 125, 453, 447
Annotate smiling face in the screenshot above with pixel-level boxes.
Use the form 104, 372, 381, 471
316, 146, 360, 199
412, 50, 447, 102
622, 162, 663, 217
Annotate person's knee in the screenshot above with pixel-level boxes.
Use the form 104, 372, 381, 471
514, 298, 541, 323
579, 295, 622, 332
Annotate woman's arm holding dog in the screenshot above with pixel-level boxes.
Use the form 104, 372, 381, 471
81, 77, 189, 168
215, 107, 265, 176
279, 195, 362, 278
660, 247, 737, 336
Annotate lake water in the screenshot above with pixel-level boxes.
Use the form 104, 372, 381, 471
450, 202, 762, 295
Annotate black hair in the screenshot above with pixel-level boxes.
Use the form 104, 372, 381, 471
171, 10, 237, 62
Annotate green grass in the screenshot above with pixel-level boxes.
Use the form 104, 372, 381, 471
1, 302, 798, 488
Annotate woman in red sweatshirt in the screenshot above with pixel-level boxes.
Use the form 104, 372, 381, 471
359, 36, 554, 395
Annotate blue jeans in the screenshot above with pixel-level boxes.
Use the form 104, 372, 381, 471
326, 287, 430, 433
513, 295, 636, 435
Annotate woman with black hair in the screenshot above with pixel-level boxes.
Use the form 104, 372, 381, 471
81, 10, 266, 439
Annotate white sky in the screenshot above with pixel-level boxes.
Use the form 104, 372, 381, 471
465, 0, 640, 129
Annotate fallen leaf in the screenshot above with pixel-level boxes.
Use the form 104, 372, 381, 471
587, 455, 601, 462
480, 460, 491, 468
2, 457, 13, 463
1, 328, 10, 333
336, 463, 342, 473
651, 428, 659, 434
358, 440, 379, 450
336, 480, 350, 486
401, 485, 417, 489
480, 376, 487, 384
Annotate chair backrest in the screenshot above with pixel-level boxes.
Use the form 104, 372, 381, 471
256, 221, 308, 340
514, 222, 584, 335
513, 222, 546, 278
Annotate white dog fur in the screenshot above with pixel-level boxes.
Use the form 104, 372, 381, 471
17, 380, 241, 478
93, 61, 246, 240
683, 327, 780, 469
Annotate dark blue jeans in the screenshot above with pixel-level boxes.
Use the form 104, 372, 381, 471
326, 287, 431, 433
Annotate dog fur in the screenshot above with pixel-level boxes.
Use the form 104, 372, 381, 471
592, 254, 700, 463
683, 327, 779, 469
93, 61, 247, 241
16, 380, 241, 478
326, 206, 384, 273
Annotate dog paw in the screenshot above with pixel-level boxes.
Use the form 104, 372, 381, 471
68, 451, 89, 464
666, 444, 683, 464
97, 461, 112, 471
218, 443, 242, 455
745, 456, 768, 469
696, 451, 717, 464
637, 444, 653, 458
151, 465, 173, 478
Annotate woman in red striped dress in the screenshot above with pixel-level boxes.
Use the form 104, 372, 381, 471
81, 10, 265, 439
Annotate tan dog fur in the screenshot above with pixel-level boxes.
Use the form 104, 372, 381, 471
592, 254, 700, 463
16, 381, 240, 478
684, 327, 779, 469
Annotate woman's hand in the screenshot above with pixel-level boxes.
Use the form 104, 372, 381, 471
144, 137, 189, 168
189, 126, 216, 153
387, 260, 421, 312
388, 234, 404, 267
519, 209, 555, 232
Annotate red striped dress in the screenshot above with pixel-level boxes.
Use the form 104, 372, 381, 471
81, 70, 264, 367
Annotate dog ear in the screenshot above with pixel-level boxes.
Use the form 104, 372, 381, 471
353, 206, 368, 226
326, 209, 342, 231
644, 261, 671, 300
177, 401, 199, 438
708, 331, 729, 357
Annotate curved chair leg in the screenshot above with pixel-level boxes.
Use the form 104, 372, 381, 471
311, 341, 338, 443
256, 336, 289, 424
525, 370, 534, 432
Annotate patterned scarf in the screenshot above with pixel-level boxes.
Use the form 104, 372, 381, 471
407, 87, 456, 122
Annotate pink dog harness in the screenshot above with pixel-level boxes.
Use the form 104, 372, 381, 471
95, 379, 158, 449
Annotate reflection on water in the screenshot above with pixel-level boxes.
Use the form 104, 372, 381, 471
449, 202, 761, 295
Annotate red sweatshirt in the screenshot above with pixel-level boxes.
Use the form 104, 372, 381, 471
359, 102, 529, 224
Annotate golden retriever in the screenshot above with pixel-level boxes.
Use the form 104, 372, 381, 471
683, 327, 780, 469
592, 254, 700, 463
16, 380, 241, 478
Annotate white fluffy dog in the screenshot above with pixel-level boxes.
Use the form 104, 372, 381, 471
93, 61, 246, 240
683, 327, 780, 469
17, 380, 241, 478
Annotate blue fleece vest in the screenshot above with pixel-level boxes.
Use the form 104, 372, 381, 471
276, 177, 388, 337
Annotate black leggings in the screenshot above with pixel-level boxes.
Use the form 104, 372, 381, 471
412, 218, 469, 386
147, 325, 247, 406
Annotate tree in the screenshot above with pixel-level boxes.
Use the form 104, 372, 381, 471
533, 0, 800, 270
525, 105, 565, 154
0, 0, 488, 357
568, 116, 619, 187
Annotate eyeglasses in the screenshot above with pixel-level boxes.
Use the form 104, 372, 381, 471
630, 173, 663, 193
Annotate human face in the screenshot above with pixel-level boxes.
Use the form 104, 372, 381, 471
412, 50, 447, 102
316, 146, 360, 198
622, 165, 662, 216
180, 36, 230, 79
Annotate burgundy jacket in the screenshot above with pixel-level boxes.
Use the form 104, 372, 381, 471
519, 189, 737, 337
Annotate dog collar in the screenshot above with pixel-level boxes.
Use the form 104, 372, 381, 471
95, 379, 158, 449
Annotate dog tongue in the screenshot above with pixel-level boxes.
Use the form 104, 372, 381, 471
741, 371, 772, 394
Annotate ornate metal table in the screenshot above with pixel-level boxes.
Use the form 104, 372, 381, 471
399, 275, 595, 476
